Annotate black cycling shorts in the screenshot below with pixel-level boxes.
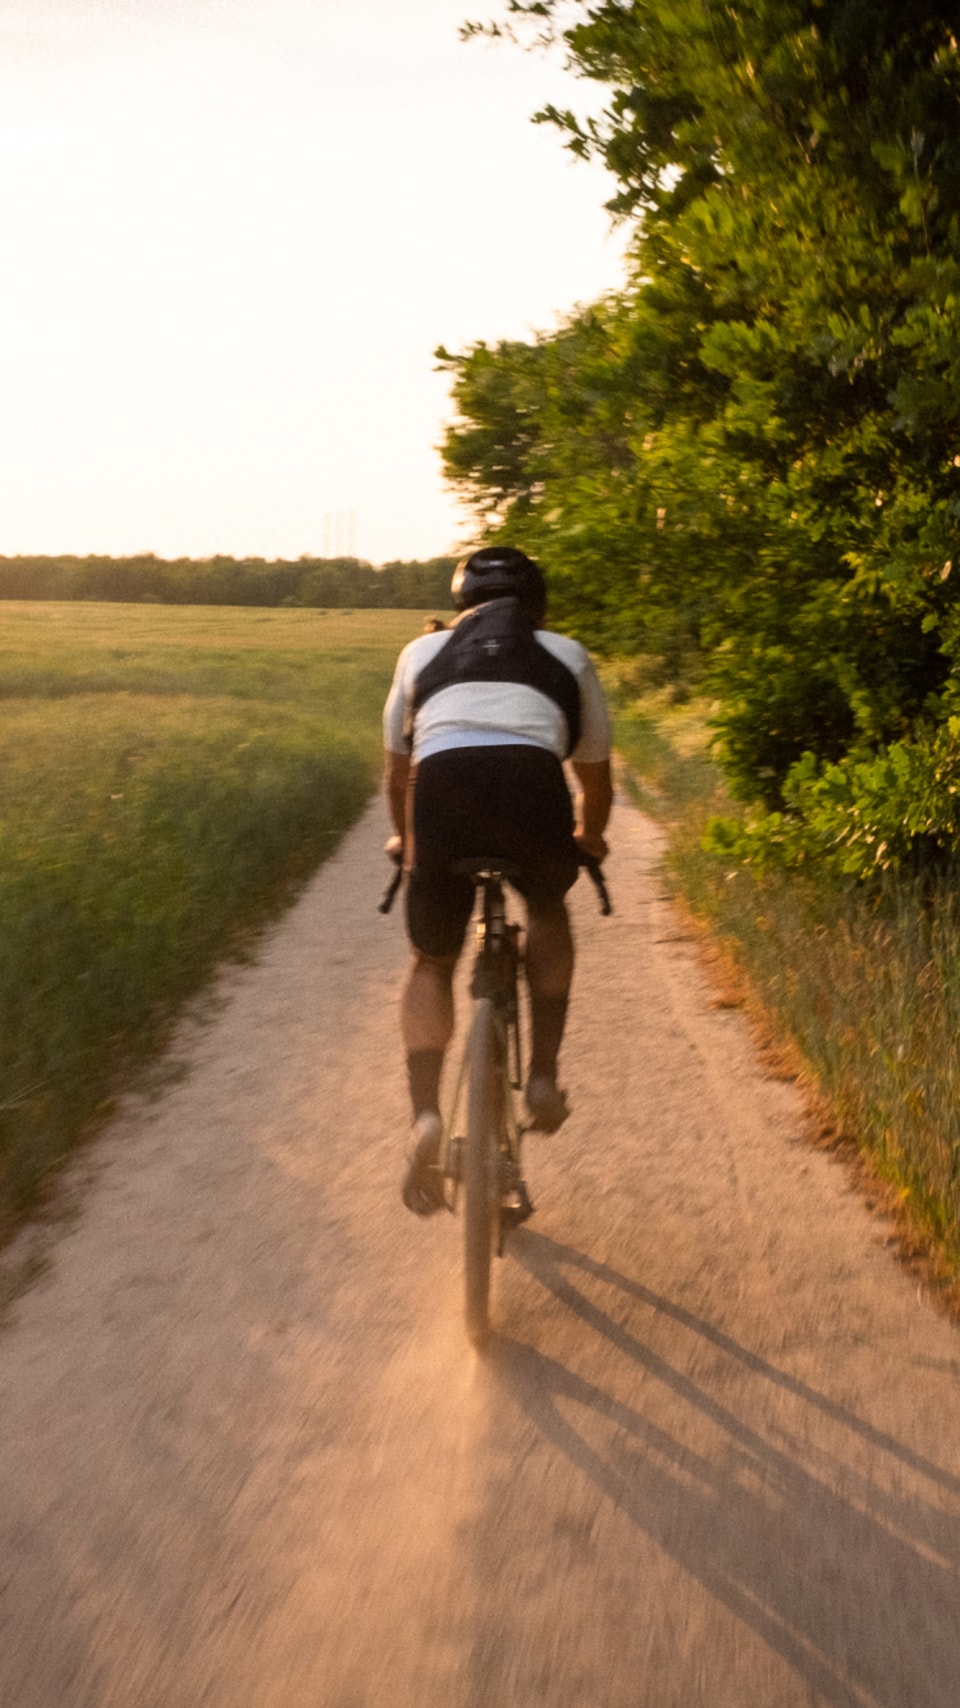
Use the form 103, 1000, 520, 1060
406, 744, 579, 959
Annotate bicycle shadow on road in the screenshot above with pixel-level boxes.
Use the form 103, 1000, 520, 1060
486, 1228, 960, 1708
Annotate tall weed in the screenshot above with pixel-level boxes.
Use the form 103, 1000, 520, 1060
0, 605, 419, 1231
613, 678, 960, 1282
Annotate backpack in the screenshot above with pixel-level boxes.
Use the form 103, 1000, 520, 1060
407, 596, 581, 756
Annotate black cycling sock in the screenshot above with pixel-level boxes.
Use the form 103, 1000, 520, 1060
529, 993, 569, 1081
407, 1049, 444, 1119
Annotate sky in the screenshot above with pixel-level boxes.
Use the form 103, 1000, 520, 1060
0, 0, 626, 565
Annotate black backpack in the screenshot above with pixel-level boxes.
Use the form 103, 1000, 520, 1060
407, 597, 581, 756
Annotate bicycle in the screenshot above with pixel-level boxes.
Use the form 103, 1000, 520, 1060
380, 849, 611, 1347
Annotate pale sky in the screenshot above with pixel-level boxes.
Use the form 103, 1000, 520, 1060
0, 0, 625, 564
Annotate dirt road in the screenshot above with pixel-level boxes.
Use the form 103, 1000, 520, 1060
1, 788, 959, 1707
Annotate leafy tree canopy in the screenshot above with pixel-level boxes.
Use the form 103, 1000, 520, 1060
443, 2, 960, 851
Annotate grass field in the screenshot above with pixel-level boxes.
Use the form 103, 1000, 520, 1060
0, 602, 427, 1235
608, 671, 960, 1299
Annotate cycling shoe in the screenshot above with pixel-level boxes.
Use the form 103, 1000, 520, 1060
401, 1111, 446, 1216
524, 1074, 569, 1134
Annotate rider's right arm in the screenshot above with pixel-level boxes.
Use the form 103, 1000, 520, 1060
571, 758, 613, 862
568, 647, 612, 859
537, 631, 612, 764
571, 651, 612, 764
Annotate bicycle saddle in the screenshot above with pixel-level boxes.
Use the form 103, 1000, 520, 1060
451, 857, 523, 883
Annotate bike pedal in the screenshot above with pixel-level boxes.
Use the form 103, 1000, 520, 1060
499, 1179, 535, 1239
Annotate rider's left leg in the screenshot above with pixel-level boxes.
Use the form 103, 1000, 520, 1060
401, 949, 458, 1118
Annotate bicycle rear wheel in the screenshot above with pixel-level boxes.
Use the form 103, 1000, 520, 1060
463, 997, 503, 1347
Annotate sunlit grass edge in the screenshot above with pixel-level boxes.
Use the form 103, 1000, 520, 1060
609, 666, 960, 1298
0, 605, 422, 1236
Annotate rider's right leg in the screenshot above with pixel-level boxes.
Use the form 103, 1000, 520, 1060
524, 898, 574, 1132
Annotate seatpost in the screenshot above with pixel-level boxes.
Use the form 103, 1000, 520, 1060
484, 871, 508, 953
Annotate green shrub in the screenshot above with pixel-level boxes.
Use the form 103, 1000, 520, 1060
706, 719, 960, 880
615, 678, 960, 1283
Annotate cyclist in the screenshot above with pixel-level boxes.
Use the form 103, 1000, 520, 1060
382, 546, 612, 1215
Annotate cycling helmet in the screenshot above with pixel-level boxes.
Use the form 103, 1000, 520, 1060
451, 546, 547, 621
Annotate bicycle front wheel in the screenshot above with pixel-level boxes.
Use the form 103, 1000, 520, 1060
463, 997, 503, 1347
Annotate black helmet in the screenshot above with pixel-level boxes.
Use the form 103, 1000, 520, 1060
451, 546, 547, 620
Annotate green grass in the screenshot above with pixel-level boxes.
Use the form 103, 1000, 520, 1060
609, 666, 960, 1294
0, 603, 425, 1233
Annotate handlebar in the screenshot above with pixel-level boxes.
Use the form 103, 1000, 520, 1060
378, 860, 404, 915
579, 849, 612, 916
378, 848, 612, 916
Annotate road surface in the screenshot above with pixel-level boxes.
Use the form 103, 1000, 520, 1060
1, 787, 959, 1706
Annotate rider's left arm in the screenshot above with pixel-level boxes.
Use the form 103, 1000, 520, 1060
384, 749, 411, 858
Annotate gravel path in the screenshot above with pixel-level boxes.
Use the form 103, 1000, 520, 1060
1, 786, 959, 1707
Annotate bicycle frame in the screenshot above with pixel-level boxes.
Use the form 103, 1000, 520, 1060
440, 867, 527, 1227
379, 848, 611, 1224
379, 844, 610, 1341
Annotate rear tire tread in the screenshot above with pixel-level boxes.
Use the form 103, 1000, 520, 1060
464, 998, 501, 1347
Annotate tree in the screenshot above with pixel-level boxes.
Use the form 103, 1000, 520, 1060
443, 2, 960, 816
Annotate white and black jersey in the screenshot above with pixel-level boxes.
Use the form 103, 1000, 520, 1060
383, 612, 611, 766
